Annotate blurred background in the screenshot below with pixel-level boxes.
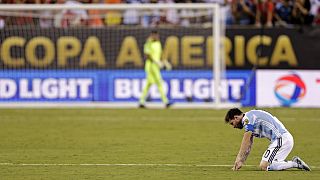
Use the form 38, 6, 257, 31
0, 0, 319, 108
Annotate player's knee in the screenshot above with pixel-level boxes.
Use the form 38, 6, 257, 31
259, 161, 268, 171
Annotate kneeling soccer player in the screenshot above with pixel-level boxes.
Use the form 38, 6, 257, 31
225, 108, 311, 171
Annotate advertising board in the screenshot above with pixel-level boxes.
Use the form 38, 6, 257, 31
257, 70, 320, 107
0, 70, 255, 106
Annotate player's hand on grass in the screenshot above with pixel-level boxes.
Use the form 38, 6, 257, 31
232, 161, 243, 171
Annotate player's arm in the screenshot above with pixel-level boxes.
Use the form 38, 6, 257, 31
144, 45, 163, 68
143, 41, 153, 61
233, 131, 253, 171
144, 53, 153, 61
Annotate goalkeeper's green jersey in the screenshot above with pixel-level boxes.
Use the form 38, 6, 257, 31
144, 38, 162, 67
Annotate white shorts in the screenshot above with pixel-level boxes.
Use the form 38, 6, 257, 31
262, 132, 294, 163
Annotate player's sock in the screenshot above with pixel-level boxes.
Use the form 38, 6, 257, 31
267, 161, 297, 171
139, 82, 152, 104
156, 82, 168, 104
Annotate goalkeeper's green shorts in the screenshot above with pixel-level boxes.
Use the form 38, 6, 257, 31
145, 61, 162, 84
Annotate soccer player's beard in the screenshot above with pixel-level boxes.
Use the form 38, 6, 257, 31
235, 121, 244, 129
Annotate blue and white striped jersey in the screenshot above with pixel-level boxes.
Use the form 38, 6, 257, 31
242, 110, 288, 142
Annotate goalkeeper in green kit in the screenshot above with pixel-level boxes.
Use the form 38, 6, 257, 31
139, 30, 172, 108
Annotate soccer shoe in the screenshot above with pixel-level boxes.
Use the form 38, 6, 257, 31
139, 104, 146, 109
165, 102, 173, 108
292, 156, 311, 171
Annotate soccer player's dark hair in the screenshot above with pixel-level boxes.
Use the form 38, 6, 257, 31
224, 108, 243, 123
151, 30, 158, 34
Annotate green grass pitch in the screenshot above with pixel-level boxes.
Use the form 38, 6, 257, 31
0, 108, 319, 179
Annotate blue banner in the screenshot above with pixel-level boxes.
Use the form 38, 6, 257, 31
0, 70, 255, 106
0, 71, 97, 101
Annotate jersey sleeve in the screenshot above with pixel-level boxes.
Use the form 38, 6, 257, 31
243, 115, 254, 132
144, 41, 151, 55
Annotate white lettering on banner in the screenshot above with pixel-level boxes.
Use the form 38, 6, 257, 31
114, 78, 245, 100
33, 79, 41, 98
17, 78, 92, 99
0, 79, 17, 98
194, 79, 209, 99
77, 79, 92, 98
171, 79, 184, 98
59, 79, 77, 98
115, 79, 169, 99
42, 78, 58, 99
115, 79, 131, 98
132, 79, 142, 98
229, 80, 244, 100
185, 79, 193, 97
20, 79, 33, 98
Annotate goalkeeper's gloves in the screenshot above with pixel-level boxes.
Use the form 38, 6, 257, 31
162, 59, 172, 71
155, 60, 164, 69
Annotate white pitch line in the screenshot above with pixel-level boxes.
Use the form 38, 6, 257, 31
0, 163, 318, 169
0, 163, 250, 167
